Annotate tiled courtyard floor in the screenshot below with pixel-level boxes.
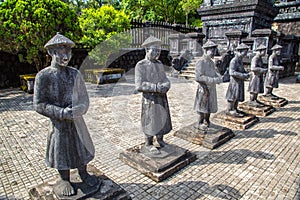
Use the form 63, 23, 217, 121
0, 74, 299, 200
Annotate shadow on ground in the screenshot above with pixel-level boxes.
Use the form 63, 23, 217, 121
192, 149, 274, 165
0, 89, 33, 113
259, 116, 300, 123
121, 181, 242, 200
236, 129, 298, 139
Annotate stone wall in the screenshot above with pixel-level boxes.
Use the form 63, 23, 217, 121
0, 49, 88, 89
107, 48, 172, 71
0, 51, 36, 88
198, 0, 278, 53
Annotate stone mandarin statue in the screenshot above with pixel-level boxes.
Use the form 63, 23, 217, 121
264, 44, 284, 99
135, 36, 172, 155
225, 43, 250, 117
194, 40, 223, 131
248, 44, 268, 107
33, 33, 98, 196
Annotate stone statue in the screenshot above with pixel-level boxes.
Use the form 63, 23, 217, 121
194, 40, 223, 131
135, 36, 172, 155
248, 44, 268, 107
33, 33, 98, 196
226, 43, 250, 117
264, 44, 284, 99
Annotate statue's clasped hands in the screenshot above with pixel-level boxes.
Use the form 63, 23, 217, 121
156, 82, 169, 93
62, 104, 86, 120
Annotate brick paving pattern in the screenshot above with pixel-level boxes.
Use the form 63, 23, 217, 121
0, 74, 299, 200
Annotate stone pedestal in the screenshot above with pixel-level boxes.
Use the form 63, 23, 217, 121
174, 123, 234, 149
258, 95, 288, 107
238, 101, 276, 117
29, 165, 130, 200
119, 144, 196, 182
212, 111, 259, 130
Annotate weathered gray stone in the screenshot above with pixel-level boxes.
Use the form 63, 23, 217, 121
212, 110, 259, 130
119, 144, 196, 182
28, 165, 131, 200
174, 122, 234, 149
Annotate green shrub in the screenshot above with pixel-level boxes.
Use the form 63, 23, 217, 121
0, 0, 82, 71
79, 5, 131, 66
79, 5, 130, 49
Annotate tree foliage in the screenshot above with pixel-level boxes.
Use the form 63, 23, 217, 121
65, 0, 121, 13
79, 5, 130, 49
120, 0, 203, 25
121, 0, 185, 24
0, 0, 82, 71
78, 5, 131, 66
180, 0, 203, 26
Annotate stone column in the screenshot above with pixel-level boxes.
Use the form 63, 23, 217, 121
186, 32, 205, 56
168, 33, 185, 56
252, 29, 278, 56
225, 30, 248, 51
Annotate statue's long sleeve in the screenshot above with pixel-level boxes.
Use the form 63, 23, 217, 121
135, 62, 157, 93
195, 60, 222, 85
33, 72, 64, 120
230, 59, 247, 80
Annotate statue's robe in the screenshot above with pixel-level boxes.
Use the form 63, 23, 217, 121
135, 59, 172, 136
34, 66, 94, 170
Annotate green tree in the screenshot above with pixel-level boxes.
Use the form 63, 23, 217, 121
121, 0, 185, 24
0, 0, 82, 71
180, 0, 203, 26
65, 0, 121, 13
79, 5, 130, 48
78, 5, 131, 65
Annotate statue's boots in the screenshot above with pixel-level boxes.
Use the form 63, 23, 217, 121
197, 123, 208, 131
265, 93, 278, 100
270, 93, 279, 100
157, 135, 167, 148
226, 110, 244, 118
248, 100, 264, 107
145, 145, 160, 155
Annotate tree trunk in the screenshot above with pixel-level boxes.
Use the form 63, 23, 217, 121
186, 13, 188, 27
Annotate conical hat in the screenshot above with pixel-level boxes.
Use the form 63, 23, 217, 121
271, 44, 282, 50
203, 40, 218, 49
44, 32, 75, 49
236, 43, 249, 50
255, 44, 267, 51
141, 36, 162, 47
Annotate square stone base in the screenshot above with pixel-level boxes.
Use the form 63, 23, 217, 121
238, 101, 275, 117
119, 144, 196, 182
29, 165, 131, 200
174, 123, 234, 149
212, 110, 259, 130
258, 95, 288, 107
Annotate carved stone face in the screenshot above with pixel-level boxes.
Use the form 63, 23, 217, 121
206, 47, 216, 58
145, 44, 161, 61
239, 49, 248, 58
50, 45, 72, 67
275, 49, 281, 56
258, 49, 266, 57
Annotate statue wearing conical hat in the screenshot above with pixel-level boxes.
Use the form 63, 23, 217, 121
135, 36, 172, 155
33, 33, 98, 197
248, 44, 268, 107
194, 40, 223, 131
225, 43, 250, 117
264, 44, 284, 99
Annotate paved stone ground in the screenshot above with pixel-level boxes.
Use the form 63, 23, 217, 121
0, 74, 299, 200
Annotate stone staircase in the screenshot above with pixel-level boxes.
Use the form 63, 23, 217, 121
178, 56, 223, 80
178, 56, 200, 80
